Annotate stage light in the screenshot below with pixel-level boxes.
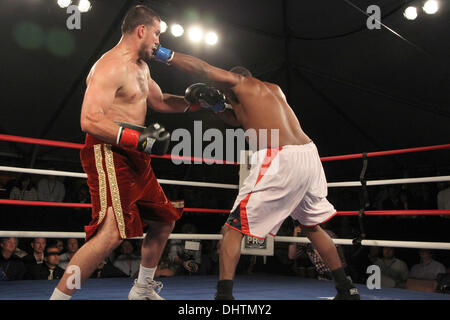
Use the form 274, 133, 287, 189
423, 0, 439, 14
403, 6, 418, 20
205, 31, 218, 45
188, 26, 203, 42
171, 24, 184, 37
160, 21, 167, 33
78, 0, 91, 13
57, 0, 71, 8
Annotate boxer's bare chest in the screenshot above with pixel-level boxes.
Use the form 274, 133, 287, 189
116, 62, 149, 104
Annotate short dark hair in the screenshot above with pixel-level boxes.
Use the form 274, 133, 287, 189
45, 244, 59, 257
229, 66, 252, 77
121, 5, 160, 35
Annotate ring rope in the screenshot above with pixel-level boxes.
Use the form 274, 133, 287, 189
1, 199, 449, 217
0, 231, 448, 250
1, 166, 449, 190
0, 166, 239, 190
1, 134, 448, 163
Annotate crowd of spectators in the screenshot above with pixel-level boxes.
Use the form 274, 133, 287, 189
0, 173, 449, 294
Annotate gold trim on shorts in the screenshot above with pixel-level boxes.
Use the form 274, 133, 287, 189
93, 144, 107, 225
103, 144, 127, 238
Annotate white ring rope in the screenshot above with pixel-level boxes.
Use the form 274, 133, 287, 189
1, 166, 449, 189
0, 166, 239, 190
328, 176, 450, 187
0, 231, 448, 250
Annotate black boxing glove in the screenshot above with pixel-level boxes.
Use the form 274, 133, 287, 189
184, 83, 227, 113
117, 122, 170, 156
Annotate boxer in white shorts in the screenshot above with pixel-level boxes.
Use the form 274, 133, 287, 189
154, 48, 360, 300
226, 142, 337, 239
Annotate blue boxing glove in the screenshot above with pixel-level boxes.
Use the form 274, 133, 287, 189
152, 44, 174, 64
184, 83, 228, 113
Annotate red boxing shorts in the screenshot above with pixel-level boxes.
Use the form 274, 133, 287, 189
80, 134, 182, 241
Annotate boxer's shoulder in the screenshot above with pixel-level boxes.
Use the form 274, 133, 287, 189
88, 51, 128, 82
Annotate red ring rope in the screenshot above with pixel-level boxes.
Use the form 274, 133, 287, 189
1, 199, 449, 216
1, 134, 449, 216
1, 134, 448, 163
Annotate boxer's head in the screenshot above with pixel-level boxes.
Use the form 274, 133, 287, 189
121, 5, 162, 61
229, 66, 252, 77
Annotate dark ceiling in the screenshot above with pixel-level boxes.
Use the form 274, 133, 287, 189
1, 0, 449, 181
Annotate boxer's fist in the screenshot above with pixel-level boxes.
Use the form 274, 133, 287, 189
118, 123, 170, 156
184, 83, 227, 113
137, 123, 170, 155
152, 44, 174, 64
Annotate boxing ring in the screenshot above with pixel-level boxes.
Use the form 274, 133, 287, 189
0, 133, 449, 300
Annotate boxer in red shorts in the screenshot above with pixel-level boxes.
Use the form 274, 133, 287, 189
50, 5, 197, 300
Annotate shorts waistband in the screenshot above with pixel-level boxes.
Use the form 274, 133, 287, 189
281, 141, 315, 150
254, 141, 315, 152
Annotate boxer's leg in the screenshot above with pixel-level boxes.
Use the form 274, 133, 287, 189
303, 225, 359, 299
215, 226, 243, 300
140, 220, 175, 268
219, 226, 243, 281
302, 225, 342, 270
128, 220, 175, 300
51, 207, 123, 298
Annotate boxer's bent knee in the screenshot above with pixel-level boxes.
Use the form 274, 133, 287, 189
302, 225, 320, 233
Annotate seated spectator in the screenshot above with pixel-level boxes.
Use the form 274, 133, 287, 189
0, 237, 26, 280
37, 175, 65, 202
154, 244, 176, 278
113, 240, 140, 278
197, 239, 219, 276
409, 249, 446, 281
9, 174, 38, 201
91, 259, 127, 278
288, 222, 348, 281
14, 239, 28, 258
26, 244, 65, 280
58, 238, 79, 270
168, 223, 202, 275
374, 247, 409, 288
23, 237, 46, 267
55, 239, 64, 254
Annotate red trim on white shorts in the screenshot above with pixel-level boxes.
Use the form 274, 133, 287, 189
300, 211, 338, 228
224, 223, 266, 239
239, 148, 282, 237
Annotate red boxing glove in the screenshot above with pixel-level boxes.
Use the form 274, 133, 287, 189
117, 127, 139, 149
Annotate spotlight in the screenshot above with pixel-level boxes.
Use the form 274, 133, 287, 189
423, 0, 439, 14
205, 31, 218, 45
403, 6, 418, 20
57, 0, 71, 8
160, 21, 167, 33
78, 0, 91, 13
188, 26, 203, 42
171, 24, 184, 37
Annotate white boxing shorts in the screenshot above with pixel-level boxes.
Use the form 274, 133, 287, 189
225, 142, 336, 239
